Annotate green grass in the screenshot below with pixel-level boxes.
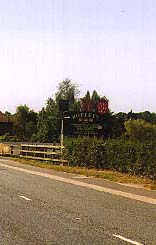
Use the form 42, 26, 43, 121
11, 157, 156, 190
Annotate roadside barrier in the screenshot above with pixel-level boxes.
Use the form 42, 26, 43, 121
0, 143, 13, 156
20, 143, 68, 164
0, 143, 68, 165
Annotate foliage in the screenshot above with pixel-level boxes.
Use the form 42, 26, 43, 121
1, 78, 156, 182
125, 119, 156, 142
64, 138, 156, 181
13, 105, 38, 141
0, 134, 20, 142
2, 79, 156, 183
55, 78, 80, 111
34, 98, 60, 143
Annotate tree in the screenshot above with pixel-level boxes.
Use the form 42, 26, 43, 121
13, 105, 38, 141
55, 78, 80, 106
32, 108, 49, 142
125, 119, 156, 142
81, 91, 92, 111
34, 98, 60, 142
91, 90, 100, 111
116, 112, 127, 122
33, 79, 80, 142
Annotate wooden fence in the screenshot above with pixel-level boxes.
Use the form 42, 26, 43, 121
0, 143, 13, 155
0, 143, 68, 164
20, 144, 68, 164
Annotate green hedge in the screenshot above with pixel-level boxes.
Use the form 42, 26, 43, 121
64, 138, 156, 181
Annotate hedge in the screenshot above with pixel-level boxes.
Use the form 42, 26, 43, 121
64, 138, 156, 181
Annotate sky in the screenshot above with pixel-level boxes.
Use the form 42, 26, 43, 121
0, 0, 156, 113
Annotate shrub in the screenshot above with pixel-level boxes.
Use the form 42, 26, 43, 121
64, 137, 156, 181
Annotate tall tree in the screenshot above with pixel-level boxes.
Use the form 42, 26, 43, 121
33, 79, 80, 142
13, 105, 38, 141
55, 78, 80, 104
91, 90, 100, 111
34, 98, 60, 143
81, 91, 92, 111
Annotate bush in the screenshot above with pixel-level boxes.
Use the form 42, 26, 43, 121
64, 137, 156, 181
125, 119, 156, 142
0, 134, 20, 142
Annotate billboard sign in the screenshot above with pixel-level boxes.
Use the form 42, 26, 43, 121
64, 111, 103, 136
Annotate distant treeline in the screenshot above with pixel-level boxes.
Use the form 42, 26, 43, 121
116, 111, 156, 125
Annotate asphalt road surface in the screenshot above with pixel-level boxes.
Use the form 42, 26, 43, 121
0, 158, 156, 245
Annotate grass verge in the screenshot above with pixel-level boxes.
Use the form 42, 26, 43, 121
11, 157, 156, 190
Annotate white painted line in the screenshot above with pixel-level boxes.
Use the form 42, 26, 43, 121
20, 195, 32, 201
113, 234, 143, 245
1, 162, 156, 205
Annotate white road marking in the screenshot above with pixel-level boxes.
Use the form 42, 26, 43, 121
20, 195, 32, 201
0, 162, 156, 205
113, 234, 143, 245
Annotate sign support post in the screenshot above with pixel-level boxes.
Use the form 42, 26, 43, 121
59, 100, 69, 165
60, 115, 64, 164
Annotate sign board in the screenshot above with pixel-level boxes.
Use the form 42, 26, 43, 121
97, 100, 108, 114
64, 111, 104, 137
59, 100, 69, 112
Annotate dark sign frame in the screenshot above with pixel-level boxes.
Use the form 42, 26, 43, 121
64, 111, 104, 137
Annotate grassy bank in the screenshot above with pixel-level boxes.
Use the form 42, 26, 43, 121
11, 157, 156, 190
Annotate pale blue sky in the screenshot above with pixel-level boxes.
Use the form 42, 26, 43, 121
0, 0, 156, 113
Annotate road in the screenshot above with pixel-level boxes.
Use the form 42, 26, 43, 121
0, 158, 156, 244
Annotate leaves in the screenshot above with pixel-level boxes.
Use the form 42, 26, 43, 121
64, 138, 156, 181
13, 105, 38, 141
125, 119, 156, 142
